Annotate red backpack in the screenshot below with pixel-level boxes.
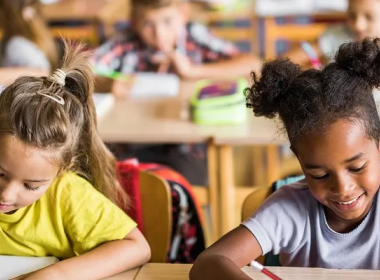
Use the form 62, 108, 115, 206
117, 160, 206, 264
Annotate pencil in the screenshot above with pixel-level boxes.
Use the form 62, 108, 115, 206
250, 260, 282, 280
93, 68, 133, 82
300, 41, 322, 69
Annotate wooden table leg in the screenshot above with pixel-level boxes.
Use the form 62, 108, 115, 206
251, 146, 265, 186
265, 145, 281, 185
207, 140, 219, 244
219, 145, 236, 236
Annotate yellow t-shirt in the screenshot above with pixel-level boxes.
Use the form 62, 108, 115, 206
0, 172, 136, 259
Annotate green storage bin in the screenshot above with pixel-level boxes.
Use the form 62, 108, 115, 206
190, 79, 248, 125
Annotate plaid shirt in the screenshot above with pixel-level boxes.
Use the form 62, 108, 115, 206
93, 22, 240, 74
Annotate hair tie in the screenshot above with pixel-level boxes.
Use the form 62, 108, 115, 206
36, 69, 66, 105
47, 69, 66, 87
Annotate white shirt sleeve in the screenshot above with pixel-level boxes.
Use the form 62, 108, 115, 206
3, 36, 51, 70
318, 25, 354, 61
242, 183, 309, 256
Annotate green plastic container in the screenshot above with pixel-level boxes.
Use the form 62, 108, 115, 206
190, 79, 248, 125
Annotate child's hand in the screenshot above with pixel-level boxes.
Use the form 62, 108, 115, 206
111, 78, 135, 99
170, 51, 200, 79
151, 51, 200, 79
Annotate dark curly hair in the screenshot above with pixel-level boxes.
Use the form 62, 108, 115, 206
245, 38, 380, 147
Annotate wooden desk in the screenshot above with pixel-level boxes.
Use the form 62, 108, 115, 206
256, 11, 346, 58
213, 117, 287, 235
103, 267, 140, 280
132, 263, 380, 279
42, 0, 109, 21
97, 81, 284, 238
136, 263, 191, 280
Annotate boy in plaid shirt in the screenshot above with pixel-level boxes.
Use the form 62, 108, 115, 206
93, 0, 260, 96
94, 0, 260, 185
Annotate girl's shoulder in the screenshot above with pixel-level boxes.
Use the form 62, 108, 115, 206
46, 172, 99, 200
5, 36, 39, 51
2, 35, 50, 69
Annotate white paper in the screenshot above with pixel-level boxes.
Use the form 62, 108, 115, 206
93, 93, 115, 119
129, 73, 179, 99
255, 0, 347, 16
0, 256, 59, 280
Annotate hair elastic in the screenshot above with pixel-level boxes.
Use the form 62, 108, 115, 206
36, 69, 66, 105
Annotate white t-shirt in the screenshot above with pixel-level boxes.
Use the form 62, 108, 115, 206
0, 36, 50, 70
242, 180, 380, 269
318, 25, 354, 61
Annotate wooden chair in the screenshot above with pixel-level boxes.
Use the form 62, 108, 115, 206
241, 175, 304, 265
139, 171, 172, 263
241, 186, 273, 264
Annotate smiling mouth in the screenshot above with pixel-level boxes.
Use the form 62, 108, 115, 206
0, 202, 13, 207
329, 193, 365, 212
333, 194, 363, 205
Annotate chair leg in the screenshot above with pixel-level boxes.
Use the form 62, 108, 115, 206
219, 145, 235, 236
251, 146, 265, 186
207, 140, 219, 244
265, 145, 281, 185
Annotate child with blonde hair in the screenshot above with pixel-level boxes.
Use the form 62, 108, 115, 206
0, 41, 150, 279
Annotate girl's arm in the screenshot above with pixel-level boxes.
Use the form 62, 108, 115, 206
282, 41, 324, 69
18, 228, 151, 280
189, 226, 263, 280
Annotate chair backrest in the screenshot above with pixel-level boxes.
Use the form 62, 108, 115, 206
139, 171, 172, 263
241, 176, 305, 266
241, 186, 272, 265
241, 186, 272, 222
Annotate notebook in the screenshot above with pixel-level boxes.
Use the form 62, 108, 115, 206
0, 256, 59, 280
129, 73, 180, 99
93, 93, 115, 119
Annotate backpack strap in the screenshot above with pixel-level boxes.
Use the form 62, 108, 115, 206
271, 175, 305, 192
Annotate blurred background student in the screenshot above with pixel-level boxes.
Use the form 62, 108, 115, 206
91, 0, 261, 186
92, 0, 261, 97
0, 0, 59, 84
284, 0, 380, 67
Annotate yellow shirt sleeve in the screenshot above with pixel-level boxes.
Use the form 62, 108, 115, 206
54, 173, 137, 255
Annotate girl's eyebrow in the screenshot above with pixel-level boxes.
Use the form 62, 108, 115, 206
0, 163, 50, 183
343, 152, 364, 164
304, 152, 365, 170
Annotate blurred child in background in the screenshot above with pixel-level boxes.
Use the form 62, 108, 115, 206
285, 0, 380, 67
93, 0, 261, 185
0, 0, 59, 84
93, 0, 261, 97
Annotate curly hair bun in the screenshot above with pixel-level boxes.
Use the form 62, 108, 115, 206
245, 58, 301, 118
335, 38, 380, 88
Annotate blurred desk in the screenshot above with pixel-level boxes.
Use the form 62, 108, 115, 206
42, 0, 125, 45
97, 81, 286, 237
42, 0, 109, 21
256, 11, 346, 58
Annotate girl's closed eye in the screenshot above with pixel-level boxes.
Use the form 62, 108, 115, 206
310, 173, 329, 180
349, 162, 368, 173
24, 183, 41, 191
